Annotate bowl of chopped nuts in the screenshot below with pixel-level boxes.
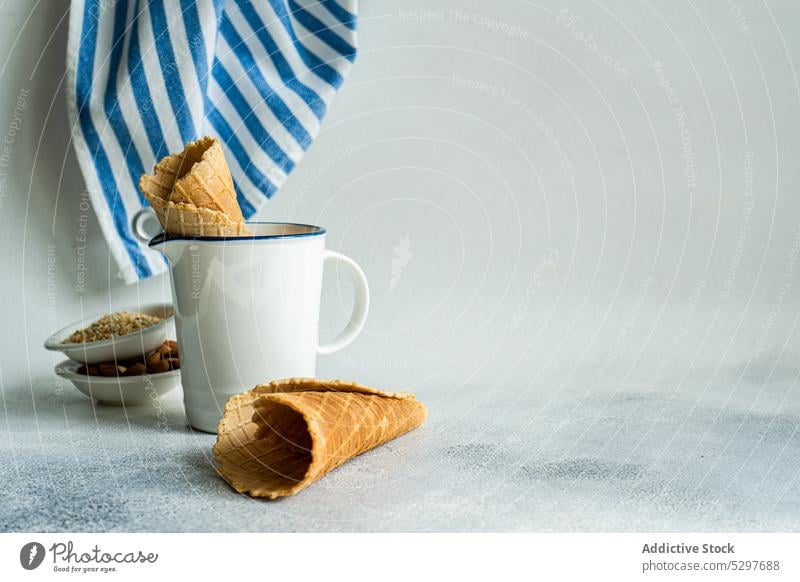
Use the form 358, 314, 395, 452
44, 303, 175, 364
54, 340, 181, 405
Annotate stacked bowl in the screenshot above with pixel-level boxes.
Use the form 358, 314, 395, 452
44, 303, 180, 406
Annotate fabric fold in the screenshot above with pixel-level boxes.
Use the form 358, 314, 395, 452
66, 0, 358, 282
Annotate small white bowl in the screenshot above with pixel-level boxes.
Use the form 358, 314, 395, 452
54, 359, 180, 406
44, 303, 175, 364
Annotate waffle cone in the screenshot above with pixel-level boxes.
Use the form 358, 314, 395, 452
139, 136, 245, 221
144, 192, 250, 237
213, 378, 427, 499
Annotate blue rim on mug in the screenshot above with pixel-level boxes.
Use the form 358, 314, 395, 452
147, 221, 327, 247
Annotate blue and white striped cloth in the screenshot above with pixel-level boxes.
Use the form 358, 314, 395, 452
67, 0, 357, 283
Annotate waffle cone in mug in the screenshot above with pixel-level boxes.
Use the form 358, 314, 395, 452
145, 195, 250, 237
139, 136, 250, 236
213, 378, 427, 499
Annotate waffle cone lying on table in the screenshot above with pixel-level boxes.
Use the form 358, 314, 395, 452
213, 378, 427, 499
139, 136, 250, 236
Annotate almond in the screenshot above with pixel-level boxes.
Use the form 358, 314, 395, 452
146, 351, 162, 367
126, 363, 147, 376
99, 362, 125, 376
149, 359, 170, 374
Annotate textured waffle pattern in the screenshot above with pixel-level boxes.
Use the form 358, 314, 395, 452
213, 378, 427, 499
143, 194, 250, 237
139, 137, 250, 235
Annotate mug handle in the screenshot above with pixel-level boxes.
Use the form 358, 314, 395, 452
318, 250, 370, 355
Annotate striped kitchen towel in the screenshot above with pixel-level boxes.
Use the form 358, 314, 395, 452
66, 0, 357, 283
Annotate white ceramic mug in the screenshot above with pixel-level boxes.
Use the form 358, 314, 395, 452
149, 222, 370, 432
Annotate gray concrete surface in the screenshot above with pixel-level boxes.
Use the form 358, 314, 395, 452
4, 0, 800, 532
3, 364, 799, 532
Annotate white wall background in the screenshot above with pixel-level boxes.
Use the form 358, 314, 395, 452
2, 0, 800, 398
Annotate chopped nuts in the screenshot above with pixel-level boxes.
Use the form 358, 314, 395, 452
63, 311, 162, 344
77, 341, 180, 377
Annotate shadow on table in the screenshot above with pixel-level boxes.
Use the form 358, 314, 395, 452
8, 381, 217, 437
